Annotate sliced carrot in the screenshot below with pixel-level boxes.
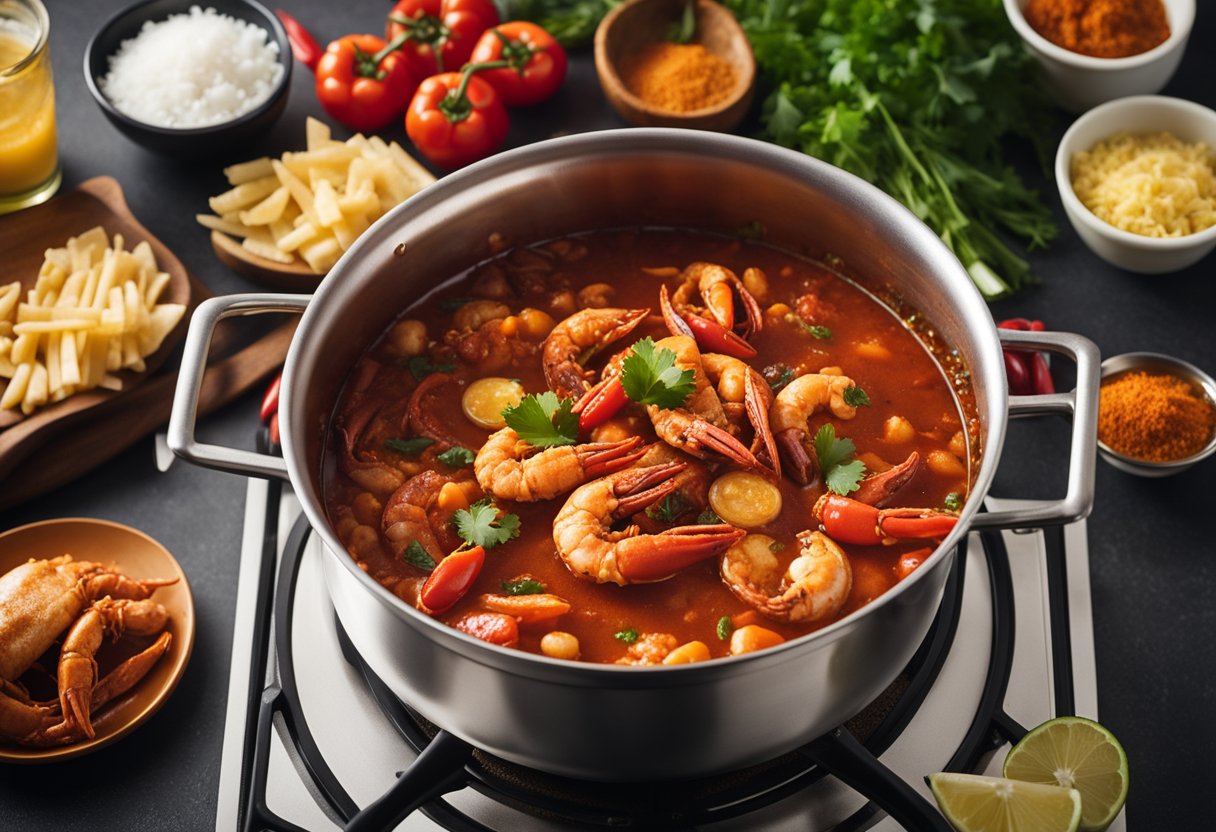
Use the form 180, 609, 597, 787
480, 593, 571, 624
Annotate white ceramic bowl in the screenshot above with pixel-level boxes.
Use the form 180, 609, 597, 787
1055, 95, 1216, 273
1098, 352, 1216, 477
1003, 0, 1194, 112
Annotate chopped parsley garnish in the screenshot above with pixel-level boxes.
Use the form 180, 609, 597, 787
502, 392, 579, 448
439, 297, 473, 312
944, 492, 963, 512
401, 540, 437, 572
697, 508, 723, 525
620, 337, 696, 409
843, 386, 871, 408
767, 364, 796, 392
384, 437, 434, 456
786, 313, 831, 340
614, 628, 640, 645
453, 499, 521, 550
437, 446, 476, 468
646, 493, 690, 523
501, 577, 546, 596
769, 540, 785, 552
408, 355, 455, 380
716, 616, 733, 641
813, 424, 867, 495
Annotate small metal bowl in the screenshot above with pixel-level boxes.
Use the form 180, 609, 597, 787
84, 0, 291, 158
1098, 352, 1216, 477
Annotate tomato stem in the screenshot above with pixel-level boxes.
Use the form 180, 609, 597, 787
439, 59, 510, 122
491, 28, 538, 74
389, 12, 450, 71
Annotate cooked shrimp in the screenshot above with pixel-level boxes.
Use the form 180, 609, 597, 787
670, 262, 763, 338
382, 471, 480, 562
542, 307, 650, 398
474, 428, 646, 502
702, 352, 780, 477
720, 531, 852, 624
769, 372, 859, 484
646, 336, 760, 469
553, 463, 746, 585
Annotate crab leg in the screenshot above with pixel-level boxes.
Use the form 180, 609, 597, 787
851, 452, 921, 507
814, 494, 959, 546
681, 419, 761, 470
743, 366, 781, 479
617, 524, 747, 584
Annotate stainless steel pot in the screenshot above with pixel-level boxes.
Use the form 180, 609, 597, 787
169, 129, 1099, 781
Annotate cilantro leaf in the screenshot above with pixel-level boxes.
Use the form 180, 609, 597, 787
385, 437, 434, 456
646, 493, 690, 523
716, 616, 733, 641
944, 492, 963, 512
804, 324, 832, 339
813, 424, 867, 495
437, 446, 476, 468
452, 499, 521, 550
769, 540, 785, 552
401, 540, 437, 572
614, 627, 639, 644
620, 337, 695, 409
408, 355, 455, 380
501, 577, 546, 595
766, 364, 796, 392
843, 386, 871, 407
697, 508, 723, 525
502, 392, 579, 448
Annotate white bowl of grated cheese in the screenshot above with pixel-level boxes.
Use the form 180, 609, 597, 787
1055, 95, 1216, 274
84, 0, 291, 157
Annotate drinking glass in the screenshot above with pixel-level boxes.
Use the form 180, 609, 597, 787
0, 0, 59, 214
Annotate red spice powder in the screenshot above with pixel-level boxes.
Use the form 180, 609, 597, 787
1023, 0, 1170, 58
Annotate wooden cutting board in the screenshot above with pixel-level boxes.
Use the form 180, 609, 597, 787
0, 177, 297, 509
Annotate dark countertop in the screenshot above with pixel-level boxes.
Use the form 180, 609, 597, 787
3, 1, 1213, 828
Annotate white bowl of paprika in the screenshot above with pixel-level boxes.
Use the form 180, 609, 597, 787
1003, 0, 1195, 112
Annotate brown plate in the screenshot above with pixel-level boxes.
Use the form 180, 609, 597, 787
0, 518, 194, 762
210, 228, 326, 291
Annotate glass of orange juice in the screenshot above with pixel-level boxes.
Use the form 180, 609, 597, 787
0, 0, 59, 214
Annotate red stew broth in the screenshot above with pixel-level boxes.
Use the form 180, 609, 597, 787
323, 229, 976, 664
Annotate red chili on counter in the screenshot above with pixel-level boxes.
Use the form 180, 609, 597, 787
998, 318, 1055, 396
467, 22, 568, 107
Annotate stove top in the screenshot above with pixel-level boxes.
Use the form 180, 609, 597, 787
215, 471, 1124, 831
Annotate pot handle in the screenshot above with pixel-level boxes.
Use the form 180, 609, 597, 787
970, 329, 1100, 530
168, 293, 310, 481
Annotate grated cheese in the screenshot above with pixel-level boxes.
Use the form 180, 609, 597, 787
1070, 131, 1216, 238
99, 5, 283, 129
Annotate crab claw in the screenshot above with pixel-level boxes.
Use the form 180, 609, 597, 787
577, 436, 648, 478
743, 367, 781, 479
617, 524, 747, 583
611, 461, 688, 515
682, 419, 761, 469
814, 494, 959, 546
851, 452, 920, 507
660, 284, 757, 359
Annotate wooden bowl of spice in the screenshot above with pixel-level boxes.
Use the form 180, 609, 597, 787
1097, 352, 1216, 476
1002, 0, 1194, 112
594, 0, 755, 132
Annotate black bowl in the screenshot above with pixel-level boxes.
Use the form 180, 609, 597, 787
83, 0, 291, 158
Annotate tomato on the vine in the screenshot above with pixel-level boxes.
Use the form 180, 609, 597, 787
406, 71, 509, 169
386, 0, 499, 76
468, 22, 568, 107
315, 34, 419, 132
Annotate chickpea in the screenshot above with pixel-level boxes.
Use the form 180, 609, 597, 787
742, 267, 768, 302
729, 625, 785, 656
926, 449, 968, 479
387, 319, 427, 357
547, 290, 576, 318
348, 465, 405, 497
714, 365, 748, 403
662, 640, 711, 665
517, 308, 556, 340
345, 525, 381, 559
352, 492, 383, 527
767, 302, 791, 318
453, 299, 510, 331
470, 265, 512, 299
855, 339, 893, 361
541, 631, 581, 661
883, 416, 916, 444
948, 430, 967, 459
576, 283, 616, 309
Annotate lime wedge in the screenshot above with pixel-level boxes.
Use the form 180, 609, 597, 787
927, 772, 1082, 832
1003, 716, 1129, 832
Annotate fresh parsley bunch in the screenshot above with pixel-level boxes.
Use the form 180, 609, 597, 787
727, 0, 1057, 299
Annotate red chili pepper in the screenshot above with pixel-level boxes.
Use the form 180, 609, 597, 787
574, 375, 628, 431
454, 611, 519, 646
1030, 352, 1055, 395
468, 22, 567, 107
260, 373, 281, 424
405, 67, 509, 169
275, 9, 322, 71
268, 412, 281, 446
685, 314, 758, 359
418, 545, 485, 614
1003, 350, 1032, 396
316, 33, 420, 133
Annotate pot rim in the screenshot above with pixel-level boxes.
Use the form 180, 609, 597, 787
281, 127, 1004, 678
